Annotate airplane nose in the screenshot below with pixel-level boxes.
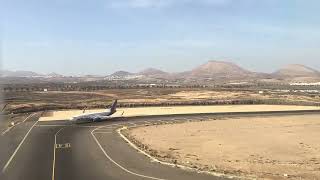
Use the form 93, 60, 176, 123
70, 117, 77, 123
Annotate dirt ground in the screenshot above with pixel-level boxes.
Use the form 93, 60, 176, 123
38, 105, 320, 121
4, 89, 320, 114
129, 114, 320, 179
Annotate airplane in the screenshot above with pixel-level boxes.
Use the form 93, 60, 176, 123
71, 100, 118, 123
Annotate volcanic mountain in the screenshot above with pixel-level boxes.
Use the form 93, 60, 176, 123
138, 68, 169, 76
185, 60, 255, 79
0, 70, 42, 77
273, 64, 320, 78
110, 71, 134, 77
46, 72, 64, 77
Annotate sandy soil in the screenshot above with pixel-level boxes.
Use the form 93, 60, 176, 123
5, 89, 320, 114
168, 91, 247, 100
129, 114, 320, 179
38, 105, 320, 121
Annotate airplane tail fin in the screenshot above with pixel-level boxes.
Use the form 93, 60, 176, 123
110, 99, 117, 113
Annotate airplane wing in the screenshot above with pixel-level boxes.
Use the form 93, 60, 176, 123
71, 99, 118, 123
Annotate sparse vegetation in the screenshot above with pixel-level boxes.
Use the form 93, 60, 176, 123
2, 87, 320, 114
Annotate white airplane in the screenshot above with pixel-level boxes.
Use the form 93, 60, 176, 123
71, 100, 118, 123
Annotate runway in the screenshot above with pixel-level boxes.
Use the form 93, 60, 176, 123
0, 114, 227, 180
1, 111, 320, 180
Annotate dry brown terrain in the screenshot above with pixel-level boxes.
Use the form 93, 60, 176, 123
4, 89, 320, 114
129, 114, 320, 179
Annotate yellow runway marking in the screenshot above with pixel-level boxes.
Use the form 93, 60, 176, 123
52, 127, 67, 180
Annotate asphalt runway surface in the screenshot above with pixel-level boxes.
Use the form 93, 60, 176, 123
1, 111, 320, 180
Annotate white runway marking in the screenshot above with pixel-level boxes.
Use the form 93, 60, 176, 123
35, 124, 102, 128
91, 125, 167, 180
55, 143, 71, 149
23, 113, 37, 123
1, 123, 20, 136
52, 127, 67, 180
2, 119, 38, 173
35, 125, 70, 127
1, 113, 37, 136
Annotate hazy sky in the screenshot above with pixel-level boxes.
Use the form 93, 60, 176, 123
1, 0, 320, 75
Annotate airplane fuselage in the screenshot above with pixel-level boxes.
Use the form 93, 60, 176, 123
71, 100, 118, 123
71, 110, 114, 123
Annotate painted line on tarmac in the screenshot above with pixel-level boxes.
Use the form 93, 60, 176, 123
35, 124, 102, 128
35, 124, 70, 127
91, 125, 167, 180
52, 127, 67, 180
2, 119, 39, 173
23, 113, 37, 123
1, 113, 37, 136
1, 123, 20, 136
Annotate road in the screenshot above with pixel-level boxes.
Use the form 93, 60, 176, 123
1, 111, 320, 180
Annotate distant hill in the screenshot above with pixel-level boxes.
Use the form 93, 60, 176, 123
186, 60, 254, 79
110, 71, 134, 77
0, 70, 42, 77
46, 72, 64, 77
273, 64, 320, 78
138, 68, 169, 76
3, 61, 320, 83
